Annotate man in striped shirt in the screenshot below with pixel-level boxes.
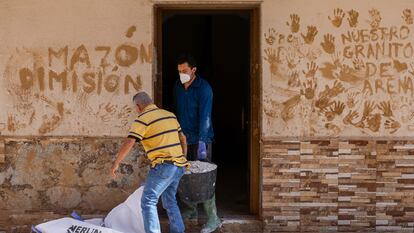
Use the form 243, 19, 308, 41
111, 91, 189, 233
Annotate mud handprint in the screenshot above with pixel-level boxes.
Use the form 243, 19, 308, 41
288, 71, 301, 87
316, 81, 344, 111
286, 52, 300, 70
366, 113, 381, 132
265, 28, 277, 45
369, 9, 382, 29
301, 79, 317, 100
331, 101, 345, 115
264, 48, 280, 76
104, 103, 116, 114
264, 48, 278, 64
346, 91, 360, 108
118, 105, 132, 118
328, 8, 345, 27
302, 61, 319, 78
362, 101, 376, 120
343, 110, 359, 125
325, 101, 345, 121
315, 97, 332, 112
320, 80, 345, 98
324, 110, 336, 122
118, 105, 133, 126
330, 81, 345, 97
301, 25, 318, 44
352, 58, 365, 71
95, 103, 115, 122
347, 9, 359, 27
320, 34, 335, 54
403, 9, 413, 25
331, 51, 343, 66
281, 95, 301, 122
385, 118, 401, 134
286, 14, 300, 33
378, 101, 393, 117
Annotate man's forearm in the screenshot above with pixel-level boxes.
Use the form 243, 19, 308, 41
179, 132, 187, 156
199, 117, 211, 143
198, 87, 213, 143
114, 138, 136, 165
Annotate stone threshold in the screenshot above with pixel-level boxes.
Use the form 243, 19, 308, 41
0, 213, 262, 233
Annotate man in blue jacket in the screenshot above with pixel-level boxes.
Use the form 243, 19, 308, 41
173, 54, 220, 233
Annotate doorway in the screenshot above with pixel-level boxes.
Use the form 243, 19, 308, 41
154, 6, 260, 218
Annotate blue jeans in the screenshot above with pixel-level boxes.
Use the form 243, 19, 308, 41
141, 163, 185, 233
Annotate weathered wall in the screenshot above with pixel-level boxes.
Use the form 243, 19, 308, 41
0, 0, 153, 136
0, 138, 148, 229
262, 0, 414, 138
0, 0, 155, 230
261, 1, 414, 232
2, 0, 414, 232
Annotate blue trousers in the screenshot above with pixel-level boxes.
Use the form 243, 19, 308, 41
141, 163, 185, 233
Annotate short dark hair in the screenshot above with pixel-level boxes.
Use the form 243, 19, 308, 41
177, 53, 197, 68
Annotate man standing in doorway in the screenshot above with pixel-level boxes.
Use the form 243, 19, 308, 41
173, 54, 221, 233
111, 91, 189, 233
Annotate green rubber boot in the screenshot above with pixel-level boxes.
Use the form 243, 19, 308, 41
181, 201, 198, 220
201, 194, 221, 233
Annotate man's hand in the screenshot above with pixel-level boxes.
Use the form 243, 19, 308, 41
110, 162, 119, 178
110, 137, 136, 179
197, 141, 207, 160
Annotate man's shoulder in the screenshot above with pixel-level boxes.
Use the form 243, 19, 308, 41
133, 114, 148, 125
196, 76, 211, 88
197, 78, 213, 94
157, 108, 177, 118
135, 109, 177, 125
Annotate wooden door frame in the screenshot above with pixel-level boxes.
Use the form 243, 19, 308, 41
153, 3, 262, 217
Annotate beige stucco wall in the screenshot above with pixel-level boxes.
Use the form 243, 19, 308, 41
0, 0, 153, 136
260, 4, 414, 230
262, 0, 414, 138
0, 0, 154, 228
0, 0, 261, 229
2, 0, 414, 230
2, 0, 413, 138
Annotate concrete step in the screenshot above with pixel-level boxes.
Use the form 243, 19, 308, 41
161, 217, 262, 233
1, 212, 262, 233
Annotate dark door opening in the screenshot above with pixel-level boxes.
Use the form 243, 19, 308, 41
160, 11, 251, 216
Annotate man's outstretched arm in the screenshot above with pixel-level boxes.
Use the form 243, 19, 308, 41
111, 137, 136, 178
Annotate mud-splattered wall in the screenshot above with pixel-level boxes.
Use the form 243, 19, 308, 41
0, 0, 153, 136
261, 1, 414, 232
262, 0, 414, 138
3, 0, 414, 231
0, 0, 155, 230
0, 137, 148, 228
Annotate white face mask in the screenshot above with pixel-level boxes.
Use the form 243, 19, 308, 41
179, 73, 191, 84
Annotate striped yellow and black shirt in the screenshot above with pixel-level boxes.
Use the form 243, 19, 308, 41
128, 104, 189, 168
